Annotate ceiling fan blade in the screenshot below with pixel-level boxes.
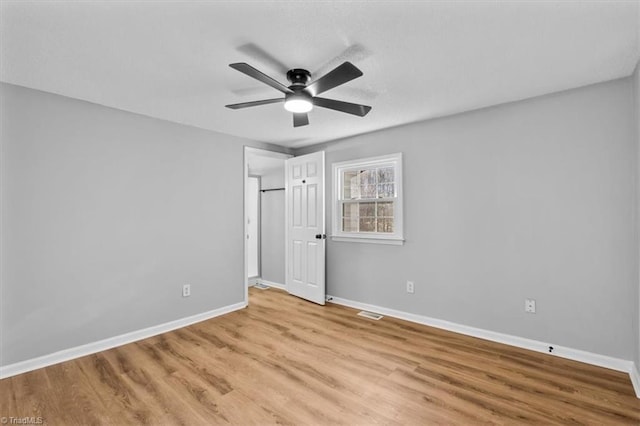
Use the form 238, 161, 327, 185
225, 98, 284, 109
307, 62, 363, 96
313, 44, 372, 78
229, 63, 293, 94
293, 113, 309, 127
236, 43, 290, 75
313, 97, 372, 117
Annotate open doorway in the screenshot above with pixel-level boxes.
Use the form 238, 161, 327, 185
244, 147, 292, 304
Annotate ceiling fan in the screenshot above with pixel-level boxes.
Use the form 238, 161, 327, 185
225, 61, 372, 127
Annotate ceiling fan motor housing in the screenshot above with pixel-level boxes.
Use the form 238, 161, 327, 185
287, 68, 312, 87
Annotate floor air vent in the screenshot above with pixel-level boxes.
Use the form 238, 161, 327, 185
254, 283, 269, 290
357, 311, 384, 320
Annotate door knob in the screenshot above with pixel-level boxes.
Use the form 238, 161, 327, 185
315, 234, 326, 239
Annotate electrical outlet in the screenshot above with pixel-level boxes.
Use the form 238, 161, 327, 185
182, 284, 191, 297
525, 298, 536, 313
406, 281, 415, 294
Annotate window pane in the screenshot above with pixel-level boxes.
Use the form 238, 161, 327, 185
361, 184, 377, 198
377, 167, 394, 183
342, 218, 358, 232
359, 202, 375, 217
377, 202, 394, 217
342, 202, 358, 217
342, 203, 358, 232
360, 169, 376, 185
344, 171, 359, 199
359, 217, 376, 232
377, 183, 395, 198
377, 218, 394, 233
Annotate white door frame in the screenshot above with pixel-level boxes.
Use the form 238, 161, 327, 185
243, 146, 293, 305
247, 174, 261, 284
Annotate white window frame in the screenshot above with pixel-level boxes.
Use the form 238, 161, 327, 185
331, 153, 404, 245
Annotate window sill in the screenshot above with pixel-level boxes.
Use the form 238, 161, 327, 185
331, 236, 405, 246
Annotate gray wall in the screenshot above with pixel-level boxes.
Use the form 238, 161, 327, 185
0, 83, 280, 366
297, 77, 637, 361
260, 167, 285, 284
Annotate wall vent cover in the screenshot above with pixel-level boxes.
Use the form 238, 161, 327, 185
357, 311, 384, 320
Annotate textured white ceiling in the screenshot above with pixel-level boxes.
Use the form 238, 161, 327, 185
1, 1, 639, 148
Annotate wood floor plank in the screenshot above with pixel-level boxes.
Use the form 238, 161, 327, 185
1, 286, 638, 425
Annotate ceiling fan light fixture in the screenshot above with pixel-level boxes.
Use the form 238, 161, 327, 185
284, 92, 313, 113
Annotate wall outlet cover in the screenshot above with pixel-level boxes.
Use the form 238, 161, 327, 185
406, 281, 415, 294
525, 298, 536, 313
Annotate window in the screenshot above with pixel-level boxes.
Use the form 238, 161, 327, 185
332, 153, 403, 245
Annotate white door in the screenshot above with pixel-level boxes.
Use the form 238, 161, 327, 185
286, 151, 325, 305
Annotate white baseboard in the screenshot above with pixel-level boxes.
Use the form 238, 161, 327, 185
327, 295, 640, 398
0, 301, 247, 380
630, 363, 640, 397
258, 279, 286, 290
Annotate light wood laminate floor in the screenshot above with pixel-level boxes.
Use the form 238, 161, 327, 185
1, 287, 639, 425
